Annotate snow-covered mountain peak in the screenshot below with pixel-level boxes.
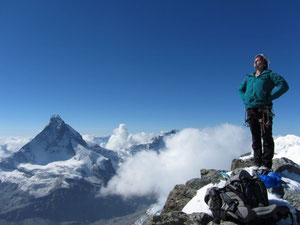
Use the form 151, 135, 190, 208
0, 115, 92, 166
42, 115, 84, 145
0, 116, 118, 198
274, 134, 300, 165
49, 114, 65, 128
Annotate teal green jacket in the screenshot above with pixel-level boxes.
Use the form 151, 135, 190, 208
238, 70, 289, 108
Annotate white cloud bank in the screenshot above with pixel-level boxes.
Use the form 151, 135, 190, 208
101, 124, 251, 202
105, 124, 160, 151
0, 136, 31, 158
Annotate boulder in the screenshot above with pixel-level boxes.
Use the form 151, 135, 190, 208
200, 169, 225, 183
147, 212, 212, 225
147, 211, 187, 225
231, 158, 253, 170
283, 189, 300, 210
272, 157, 300, 175
207, 221, 237, 225
161, 170, 224, 214
160, 184, 191, 214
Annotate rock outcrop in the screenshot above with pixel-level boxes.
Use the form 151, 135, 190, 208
147, 156, 300, 225
147, 170, 225, 225
148, 212, 212, 225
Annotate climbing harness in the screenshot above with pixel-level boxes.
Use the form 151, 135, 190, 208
258, 106, 275, 136
244, 106, 275, 137
243, 110, 249, 127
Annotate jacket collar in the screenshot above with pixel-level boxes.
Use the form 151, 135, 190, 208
249, 69, 272, 77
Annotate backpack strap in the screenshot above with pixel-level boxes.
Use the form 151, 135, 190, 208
225, 183, 248, 204
222, 191, 258, 223
208, 188, 225, 224
205, 187, 239, 224
252, 204, 278, 218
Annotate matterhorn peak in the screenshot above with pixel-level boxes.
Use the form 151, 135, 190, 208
0, 115, 90, 166
49, 114, 65, 128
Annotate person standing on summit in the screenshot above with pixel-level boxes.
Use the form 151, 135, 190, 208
238, 54, 289, 169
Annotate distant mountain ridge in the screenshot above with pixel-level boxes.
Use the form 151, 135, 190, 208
0, 115, 174, 224
127, 129, 178, 155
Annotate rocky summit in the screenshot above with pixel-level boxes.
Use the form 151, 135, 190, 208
147, 156, 300, 225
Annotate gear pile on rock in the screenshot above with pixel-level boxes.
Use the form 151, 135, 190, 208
147, 156, 300, 225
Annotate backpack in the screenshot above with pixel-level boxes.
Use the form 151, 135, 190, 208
204, 170, 293, 225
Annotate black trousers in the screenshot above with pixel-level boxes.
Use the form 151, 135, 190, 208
246, 108, 274, 168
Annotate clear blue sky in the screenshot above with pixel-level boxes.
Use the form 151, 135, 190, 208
0, 0, 299, 136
